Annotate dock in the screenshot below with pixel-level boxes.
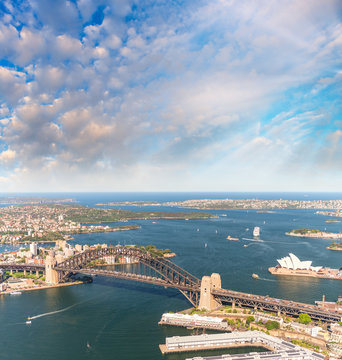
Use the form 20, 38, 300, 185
159, 331, 325, 359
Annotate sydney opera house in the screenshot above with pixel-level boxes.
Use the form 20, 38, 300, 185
276, 253, 322, 272
268, 253, 330, 278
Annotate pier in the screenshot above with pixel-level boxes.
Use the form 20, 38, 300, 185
159, 331, 325, 359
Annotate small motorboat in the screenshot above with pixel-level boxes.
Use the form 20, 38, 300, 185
26, 317, 31, 324
252, 273, 259, 279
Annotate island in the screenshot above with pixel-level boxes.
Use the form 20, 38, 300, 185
0, 204, 215, 244
326, 242, 342, 251
99, 198, 342, 210
286, 228, 342, 239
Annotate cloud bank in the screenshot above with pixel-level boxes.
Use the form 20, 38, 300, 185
0, 0, 341, 191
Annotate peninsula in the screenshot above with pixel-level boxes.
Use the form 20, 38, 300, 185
0, 204, 214, 244
99, 198, 342, 210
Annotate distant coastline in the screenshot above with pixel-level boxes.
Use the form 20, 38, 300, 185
98, 198, 342, 210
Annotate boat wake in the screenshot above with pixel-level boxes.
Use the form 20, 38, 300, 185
27, 291, 110, 324
255, 277, 276, 282
29, 303, 78, 320
242, 238, 308, 245
242, 238, 264, 242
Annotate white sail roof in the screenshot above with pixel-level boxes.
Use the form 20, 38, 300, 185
276, 253, 320, 271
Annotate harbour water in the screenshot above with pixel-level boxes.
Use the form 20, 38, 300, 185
1, 192, 342, 360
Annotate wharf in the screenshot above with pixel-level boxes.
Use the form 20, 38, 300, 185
159, 342, 269, 354
160, 331, 325, 359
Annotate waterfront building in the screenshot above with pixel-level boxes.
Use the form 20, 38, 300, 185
159, 312, 229, 330
162, 331, 325, 359
254, 312, 283, 324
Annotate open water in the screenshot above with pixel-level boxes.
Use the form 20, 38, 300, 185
1, 192, 342, 360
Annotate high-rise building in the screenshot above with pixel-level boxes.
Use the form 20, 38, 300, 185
30, 242, 38, 256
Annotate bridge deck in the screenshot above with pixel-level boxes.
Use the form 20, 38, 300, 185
214, 288, 342, 322
1, 257, 342, 322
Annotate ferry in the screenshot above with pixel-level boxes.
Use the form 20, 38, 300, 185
253, 226, 260, 237
226, 236, 239, 241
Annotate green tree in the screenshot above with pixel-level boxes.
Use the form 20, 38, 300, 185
298, 313, 311, 325
246, 316, 255, 325
265, 320, 280, 330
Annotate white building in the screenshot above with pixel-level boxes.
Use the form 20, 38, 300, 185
160, 313, 228, 330
277, 253, 322, 272
30, 242, 38, 256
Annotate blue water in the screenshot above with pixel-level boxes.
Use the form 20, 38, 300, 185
1, 193, 342, 360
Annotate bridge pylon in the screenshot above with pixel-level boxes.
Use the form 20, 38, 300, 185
198, 273, 221, 311
45, 250, 60, 285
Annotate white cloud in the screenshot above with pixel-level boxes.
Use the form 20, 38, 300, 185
0, 149, 16, 165
0, 0, 341, 191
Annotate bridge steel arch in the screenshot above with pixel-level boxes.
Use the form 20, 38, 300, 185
55, 245, 201, 306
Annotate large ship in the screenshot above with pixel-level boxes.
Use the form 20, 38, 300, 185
268, 253, 342, 280
253, 226, 260, 237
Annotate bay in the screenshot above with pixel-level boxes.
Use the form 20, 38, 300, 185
1, 192, 342, 360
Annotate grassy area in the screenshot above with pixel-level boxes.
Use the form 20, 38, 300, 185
10, 272, 42, 280
291, 339, 320, 351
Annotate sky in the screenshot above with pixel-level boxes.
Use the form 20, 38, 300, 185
0, 0, 342, 192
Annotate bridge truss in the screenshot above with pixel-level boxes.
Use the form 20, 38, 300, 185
55, 245, 201, 306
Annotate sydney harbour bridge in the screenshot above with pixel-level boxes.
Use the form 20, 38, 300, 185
1, 244, 341, 323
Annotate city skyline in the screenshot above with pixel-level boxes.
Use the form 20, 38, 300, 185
0, 1, 341, 192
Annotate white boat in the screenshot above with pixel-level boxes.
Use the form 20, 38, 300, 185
253, 227, 260, 237
26, 318, 31, 324
10, 291, 22, 295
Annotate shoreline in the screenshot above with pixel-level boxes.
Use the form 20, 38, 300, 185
286, 231, 342, 239
326, 247, 342, 251
0, 281, 83, 295
1, 226, 141, 245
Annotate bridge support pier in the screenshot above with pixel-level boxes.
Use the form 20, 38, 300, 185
45, 251, 60, 285
36, 270, 39, 277
198, 273, 221, 311
24, 270, 26, 276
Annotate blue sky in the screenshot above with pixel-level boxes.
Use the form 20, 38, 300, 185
0, 0, 341, 191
